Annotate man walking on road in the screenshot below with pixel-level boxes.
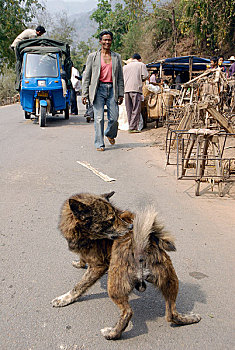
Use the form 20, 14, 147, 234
123, 53, 148, 133
82, 30, 124, 151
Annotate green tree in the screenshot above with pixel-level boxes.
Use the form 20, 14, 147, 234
179, 0, 235, 53
71, 39, 97, 72
147, 0, 181, 56
104, 3, 130, 51
90, 0, 112, 29
121, 22, 141, 59
120, 0, 181, 58
0, 66, 16, 101
124, 0, 147, 21
0, 0, 43, 70
90, 0, 145, 52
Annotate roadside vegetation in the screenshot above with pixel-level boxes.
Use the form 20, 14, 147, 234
90, 0, 234, 61
0, 0, 234, 104
0, 67, 18, 105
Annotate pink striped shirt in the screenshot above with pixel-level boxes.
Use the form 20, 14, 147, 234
99, 55, 112, 82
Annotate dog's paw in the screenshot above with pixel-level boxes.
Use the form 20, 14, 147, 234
51, 292, 73, 307
190, 313, 201, 323
72, 260, 87, 269
100, 327, 120, 340
183, 312, 201, 324
171, 311, 202, 325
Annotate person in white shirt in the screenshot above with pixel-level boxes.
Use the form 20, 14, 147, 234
11, 25, 46, 50
70, 66, 81, 115
123, 53, 148, 133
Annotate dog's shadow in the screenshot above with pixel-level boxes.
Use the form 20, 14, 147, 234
79, 274, 206, 339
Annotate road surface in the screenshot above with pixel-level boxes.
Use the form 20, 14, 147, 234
1, 104, 234, 350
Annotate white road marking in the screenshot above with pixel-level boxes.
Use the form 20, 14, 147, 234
77, 161, 116, 182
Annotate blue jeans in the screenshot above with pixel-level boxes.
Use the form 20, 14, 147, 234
93, 82, 119, 148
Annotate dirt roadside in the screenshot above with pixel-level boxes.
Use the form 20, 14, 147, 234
139, 121, 235, 226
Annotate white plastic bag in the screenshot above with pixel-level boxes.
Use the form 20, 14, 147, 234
118, 102, 129, 130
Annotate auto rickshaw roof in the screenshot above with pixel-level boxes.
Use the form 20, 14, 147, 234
21, 46, 63, 54
16, 38, 70, 57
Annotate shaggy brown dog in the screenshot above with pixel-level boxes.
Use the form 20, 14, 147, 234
52, 192, 201, 340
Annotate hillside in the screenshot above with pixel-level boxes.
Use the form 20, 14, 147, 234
141, 34, 205, 63
70, 11, 98, 42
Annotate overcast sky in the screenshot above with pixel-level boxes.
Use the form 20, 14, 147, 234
41, 0, 97, 3
38, 0, 98, 15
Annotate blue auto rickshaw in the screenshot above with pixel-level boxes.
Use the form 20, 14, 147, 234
15, 38, 72, 127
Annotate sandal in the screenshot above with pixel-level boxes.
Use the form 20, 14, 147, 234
107, 137, 115, 145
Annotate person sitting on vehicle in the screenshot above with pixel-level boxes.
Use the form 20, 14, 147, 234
11, 25, 46, 50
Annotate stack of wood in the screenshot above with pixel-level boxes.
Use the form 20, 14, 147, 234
174, 69, 235, 135
165, 69, 235, 196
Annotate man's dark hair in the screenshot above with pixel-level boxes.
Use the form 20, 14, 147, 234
99, 30, 113, 41
36, 25, 46, 34
211, 56, 218, 63
218, 55, 224, 60
132, 53, 141, 60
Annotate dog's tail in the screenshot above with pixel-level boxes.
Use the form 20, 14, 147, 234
132, 207, 176, 292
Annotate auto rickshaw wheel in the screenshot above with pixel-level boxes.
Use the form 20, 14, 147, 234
39, 106, 46, 127
24, 111, 30, 119
64, 103, 69, 120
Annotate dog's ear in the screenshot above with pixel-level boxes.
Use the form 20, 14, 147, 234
151, 232, 176, 251
101, 191, 115, 201
69, 198, 90, 218
159, 238, 176, 252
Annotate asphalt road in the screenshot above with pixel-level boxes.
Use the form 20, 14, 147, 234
1, 104, 235, 350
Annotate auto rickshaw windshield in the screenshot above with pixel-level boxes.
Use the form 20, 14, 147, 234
25, 53, 59, 78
